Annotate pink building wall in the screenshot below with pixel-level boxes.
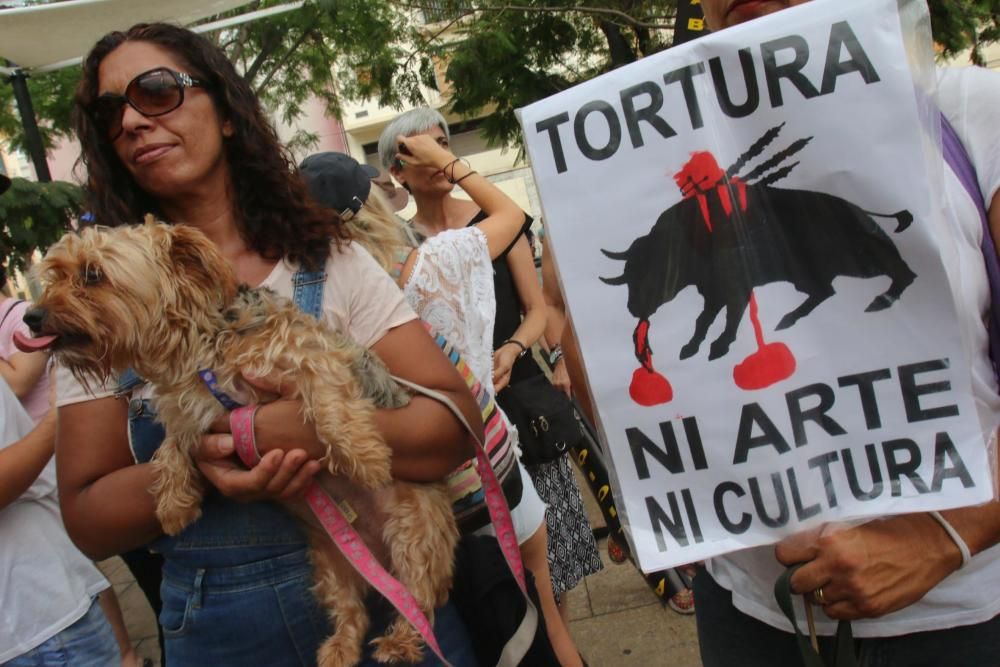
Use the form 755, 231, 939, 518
47, 137, 82, 184
301, 96, 350, 154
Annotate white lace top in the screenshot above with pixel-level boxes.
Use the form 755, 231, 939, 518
402, 227, 497, 393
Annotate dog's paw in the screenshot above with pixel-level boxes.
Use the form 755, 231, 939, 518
317, 636, 362, 667
370, 632, 424, 665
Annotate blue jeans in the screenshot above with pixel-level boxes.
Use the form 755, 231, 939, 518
3, 599, 117, 667
694, 567, 1000, 667
162, 549, 476, 667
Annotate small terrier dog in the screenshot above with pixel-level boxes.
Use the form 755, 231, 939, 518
19, 219, 459, 666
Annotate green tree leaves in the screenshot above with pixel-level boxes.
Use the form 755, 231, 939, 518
0, 67, 79, 155
929, 0, 1000, 65
0, 0, 997, 270
0, 177, 82, 272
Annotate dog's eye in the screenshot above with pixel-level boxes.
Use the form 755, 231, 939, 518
83, 267, 102, 285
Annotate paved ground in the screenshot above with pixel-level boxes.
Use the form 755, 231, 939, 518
97, 557, 162, 666
98, 463, 703, 667
566, 466, 702, 667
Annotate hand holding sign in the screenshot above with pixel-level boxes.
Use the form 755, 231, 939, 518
775, 514, 962, 620
517, 0, 993, 573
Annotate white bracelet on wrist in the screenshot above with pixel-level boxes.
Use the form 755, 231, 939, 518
929, 511, 971, 569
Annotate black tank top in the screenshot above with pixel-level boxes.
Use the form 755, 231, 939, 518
467, 210, 543, 386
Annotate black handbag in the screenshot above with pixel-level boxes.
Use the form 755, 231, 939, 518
499, 374, 582, 466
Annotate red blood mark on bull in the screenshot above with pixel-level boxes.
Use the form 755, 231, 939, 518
674, 152, 794, 390
630, 318, 673, 405
733, 293, 796, 390
630, 367, 673, 406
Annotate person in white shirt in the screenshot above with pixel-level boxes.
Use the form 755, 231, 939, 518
0, 373, 118, 666
688, 2, 1000, 665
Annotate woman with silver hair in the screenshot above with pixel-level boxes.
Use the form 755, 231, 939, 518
377, 108, 452, 179
380, 108, 602, 667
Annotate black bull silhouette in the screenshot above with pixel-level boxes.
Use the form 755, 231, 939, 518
601, 185, 917, 366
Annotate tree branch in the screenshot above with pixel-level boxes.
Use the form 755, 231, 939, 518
244, 30, 281, 85
401, 9, 479, 71
255, 28, 316, 96
397, 2, 674, 30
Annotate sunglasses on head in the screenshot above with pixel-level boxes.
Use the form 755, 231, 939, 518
89, 67, 208, 141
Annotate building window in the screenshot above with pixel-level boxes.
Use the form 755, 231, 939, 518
422, 0, 469, 25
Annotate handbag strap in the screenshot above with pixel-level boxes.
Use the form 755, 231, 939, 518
774, 565, 856, 667
0, 299, 25, 333
940, 112, 1000, 383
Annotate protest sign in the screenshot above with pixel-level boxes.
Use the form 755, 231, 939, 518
517, 0, 994, 572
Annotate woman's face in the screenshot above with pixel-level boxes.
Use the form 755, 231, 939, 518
393, 124, 452, 197
96, 41, 233, 201
701, 0, 810, 31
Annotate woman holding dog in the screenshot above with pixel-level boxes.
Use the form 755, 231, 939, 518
56, 23, 482, 666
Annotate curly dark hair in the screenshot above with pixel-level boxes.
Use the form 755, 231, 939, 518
72, 23, 346, 269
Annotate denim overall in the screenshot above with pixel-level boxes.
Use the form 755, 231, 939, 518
122, 270, 475, 666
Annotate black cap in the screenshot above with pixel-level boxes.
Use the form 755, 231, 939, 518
299, 152, 379, 220
0, 174, 10, 196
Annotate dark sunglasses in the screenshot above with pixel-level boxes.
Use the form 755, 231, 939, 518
89, 67, 208, 141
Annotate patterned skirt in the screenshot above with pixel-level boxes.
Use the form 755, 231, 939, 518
525, 454, 603, 595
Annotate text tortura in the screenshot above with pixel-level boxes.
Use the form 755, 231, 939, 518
533, 20, 880, 174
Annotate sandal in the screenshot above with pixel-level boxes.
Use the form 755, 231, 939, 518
606, 535, 628, 564
668, 587, 696, 615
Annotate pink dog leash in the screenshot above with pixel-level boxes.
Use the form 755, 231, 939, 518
388, 376, 526, 594
387, 377, 537, 667
229, 405, 452, 667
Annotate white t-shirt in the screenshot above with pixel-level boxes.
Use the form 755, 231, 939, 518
0, 380, 109, 662
707, 66, 1000, 638
58, 240, 417, 407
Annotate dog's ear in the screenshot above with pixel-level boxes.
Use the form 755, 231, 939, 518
167, 225, 238, 305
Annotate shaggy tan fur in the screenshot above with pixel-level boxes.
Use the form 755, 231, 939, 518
30, 218, 458, 666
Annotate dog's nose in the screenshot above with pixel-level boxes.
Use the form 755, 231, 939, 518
23, 307, 47, 334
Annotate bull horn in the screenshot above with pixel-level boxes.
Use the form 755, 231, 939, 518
600, 273, 628, 285
601, 248, 629, 260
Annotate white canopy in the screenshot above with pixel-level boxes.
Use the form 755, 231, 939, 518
0, 0, 270, 71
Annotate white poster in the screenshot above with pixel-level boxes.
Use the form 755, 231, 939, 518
518, 0, 994, 572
